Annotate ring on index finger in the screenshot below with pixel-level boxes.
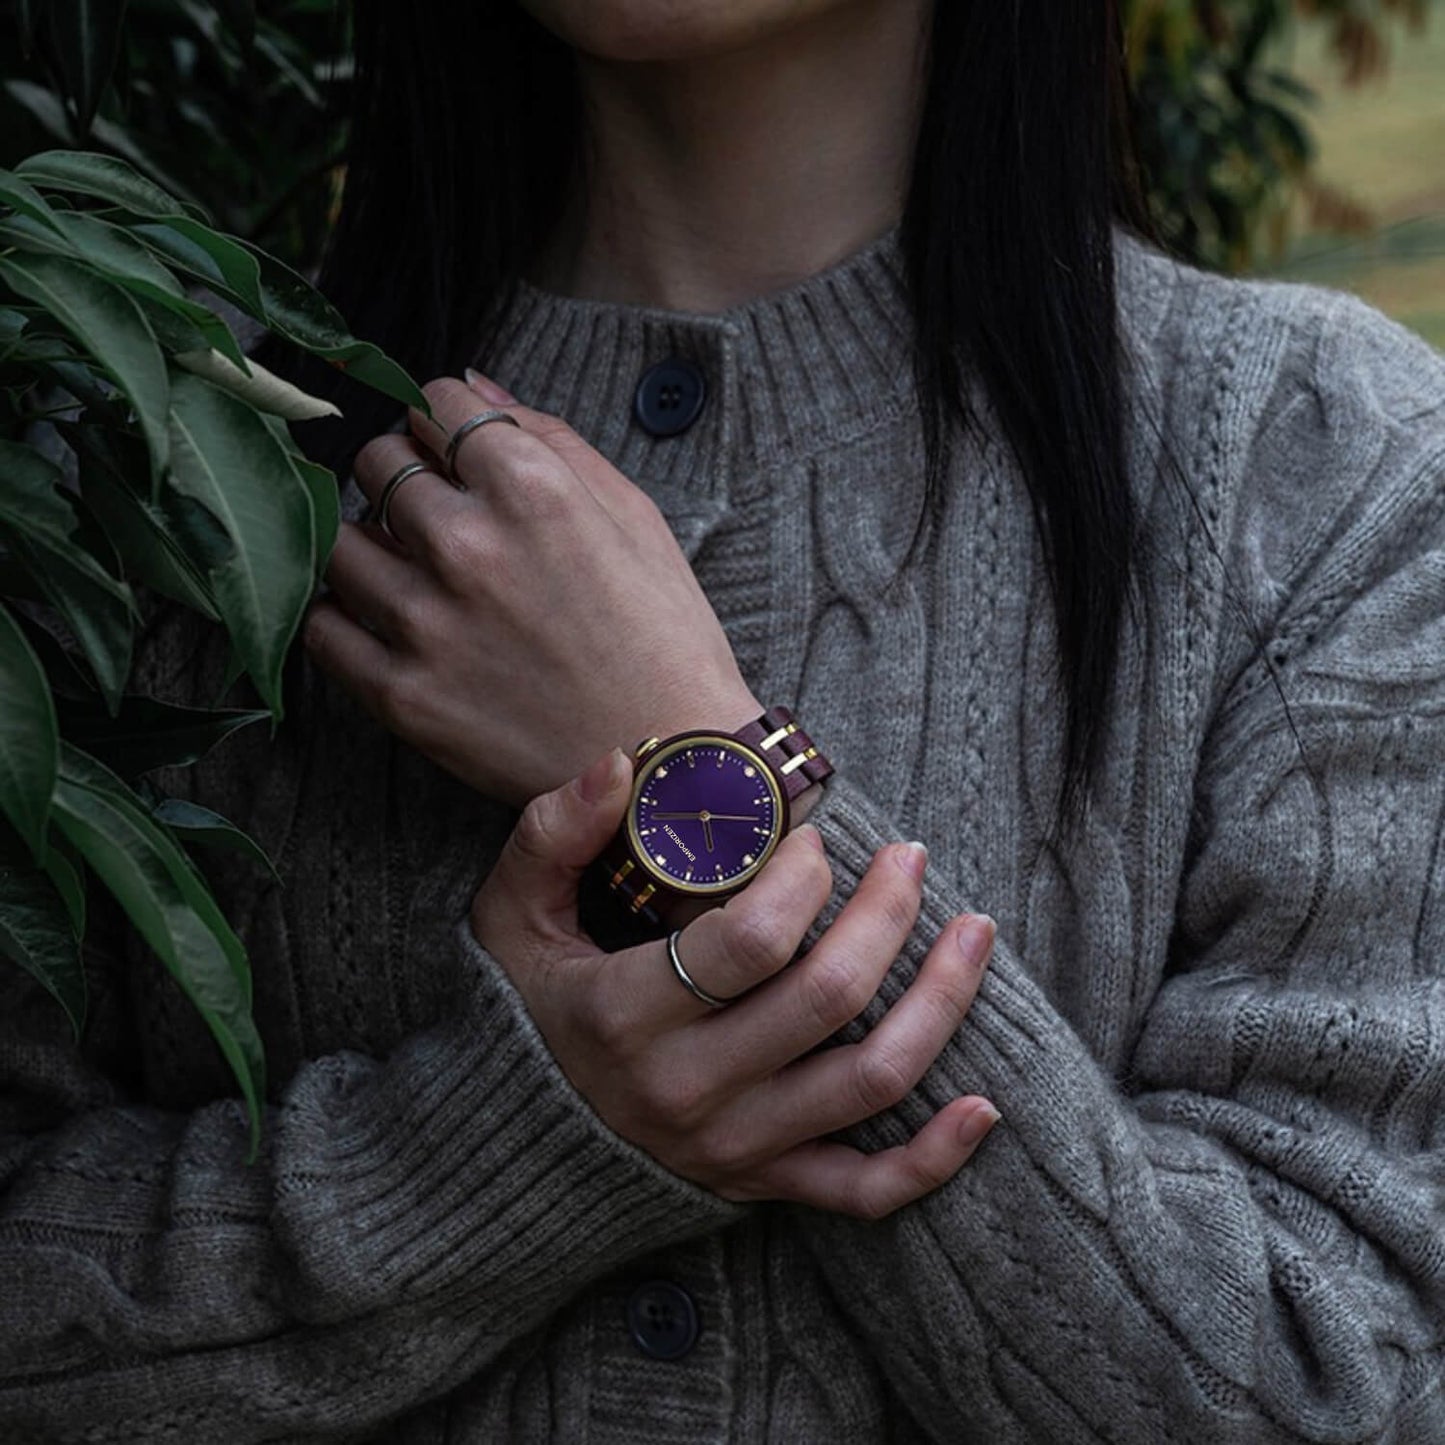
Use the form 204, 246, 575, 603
375, 462, 439, 541
445, 408, 520, 482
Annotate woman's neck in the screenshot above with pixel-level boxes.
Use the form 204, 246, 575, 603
538, 0, 930, 313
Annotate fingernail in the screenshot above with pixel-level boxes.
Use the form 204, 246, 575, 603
957, 913, 996, 964
895, 841, 927, 882
463, 367, 517, 405
795, 823, 825, 853
957, 1101, 1000, 1147
576, 748, 628, 803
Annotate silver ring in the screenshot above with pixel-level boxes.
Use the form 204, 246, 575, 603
667, 929, 732, 1009
375, 462, 437, 541
444, 408, 520, 481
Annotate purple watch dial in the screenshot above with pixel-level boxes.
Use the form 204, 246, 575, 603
628, 737, 784, 894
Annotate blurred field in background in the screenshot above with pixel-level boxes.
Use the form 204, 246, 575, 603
1263, 1, 1445, 346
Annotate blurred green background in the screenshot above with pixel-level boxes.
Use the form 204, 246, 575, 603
1263, 3, 1445, 346
1, 0, 1442, 346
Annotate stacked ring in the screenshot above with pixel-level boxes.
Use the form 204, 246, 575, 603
375, 462, 435, 541
444, 408, 520, 481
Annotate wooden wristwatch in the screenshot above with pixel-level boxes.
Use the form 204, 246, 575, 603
601, 706, 833, 929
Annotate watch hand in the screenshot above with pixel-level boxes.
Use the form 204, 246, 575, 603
698, 814, 761, 822
702, 816, 714, 852
652, 812, 704, 820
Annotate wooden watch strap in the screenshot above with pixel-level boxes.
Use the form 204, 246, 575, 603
733, 706, 834, 801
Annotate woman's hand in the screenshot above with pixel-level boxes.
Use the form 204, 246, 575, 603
471, 750, 1001, 1218
301, 373, 761, 808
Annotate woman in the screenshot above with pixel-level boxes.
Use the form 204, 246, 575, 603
3, 1, 1443, 1440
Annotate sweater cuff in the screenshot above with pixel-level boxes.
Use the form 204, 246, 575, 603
275, 916, 747, 1316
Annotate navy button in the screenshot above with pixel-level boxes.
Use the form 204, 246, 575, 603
625, 1279, 699, 1361
634, 359, 706, 437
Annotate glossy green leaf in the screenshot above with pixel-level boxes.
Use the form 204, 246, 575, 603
0, 168, 68, 235
131, 219, 265, 315
246, 247, 427, 409
5, 608, 97, 700
0, 252, 170, 483
68, 428, 220, 619
294, 453, 339, 573
53, 742, 263, 1156
18, 149, 187, 223
53, 691, 268, 779
0, 443, 137, 711
0, 603, 59, 864
5, 88, 201, 213
1, 212, 248, 370
166, 371, 315, 720
0, 859, 87, 1037
45, 0, 131, 138
42, 832, 87, 939
151, 797, 281, 884
4, 530, 136, 713
261, 413, 339, 571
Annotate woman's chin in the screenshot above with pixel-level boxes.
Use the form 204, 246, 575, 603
516, 0, 862, 64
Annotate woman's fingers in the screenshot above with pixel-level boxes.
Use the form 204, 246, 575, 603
722, 1095, 1001, 1218
601, 825, 833, 1032
696, 912, 996, 1170
351, 430, 471, 557
702, 840, 929, 1079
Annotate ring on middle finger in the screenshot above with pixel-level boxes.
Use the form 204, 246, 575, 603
667, 928, 737, 1009
444, 408, 521, 482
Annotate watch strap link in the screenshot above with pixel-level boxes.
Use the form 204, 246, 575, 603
602, 853, 664, 929
734, 706, 833, 801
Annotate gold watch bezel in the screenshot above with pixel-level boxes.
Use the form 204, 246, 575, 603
625, 733, 787, 897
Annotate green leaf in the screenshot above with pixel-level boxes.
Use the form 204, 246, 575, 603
53, 690, 268, 779
245, 247, 427, 409
45, 0, 132, 139
0, 213, 245, 368
0, 860, 87, 1036
3, 530, 136, 713
131, 219, 264, 315
65, 425, 220, 619
4, 88, 201, 213
166, 372, 315, 720
262, 414, 339, 574
5, 608, 97, 699
0, 443, 138, 711
293, 453, 339, 572
18, 148, 188, 223
0, 168, 68, 235
53, 742, 263, 1156
151, 797, 281, 885
0, 603, 59, 864
42, 831, 87, 938
0, 252, 171, 484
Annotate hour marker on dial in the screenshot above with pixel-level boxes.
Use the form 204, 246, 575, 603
743, 853, 755, 865
656, 766, 668, 778
744, 765, 756, 778
655, 854, 667, 866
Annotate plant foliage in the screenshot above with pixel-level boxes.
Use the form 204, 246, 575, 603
0, 142, 423, 1158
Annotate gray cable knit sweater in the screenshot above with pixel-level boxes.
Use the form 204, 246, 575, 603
3, 228, 1444, 1444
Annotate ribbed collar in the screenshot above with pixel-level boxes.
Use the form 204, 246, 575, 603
470, 223, 916, 500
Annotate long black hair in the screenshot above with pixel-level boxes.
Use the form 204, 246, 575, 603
270, 1, 1153, 834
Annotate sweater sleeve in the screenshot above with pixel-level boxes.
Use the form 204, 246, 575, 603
0, 883, 743, 1440
777, 293, 1445, 1444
